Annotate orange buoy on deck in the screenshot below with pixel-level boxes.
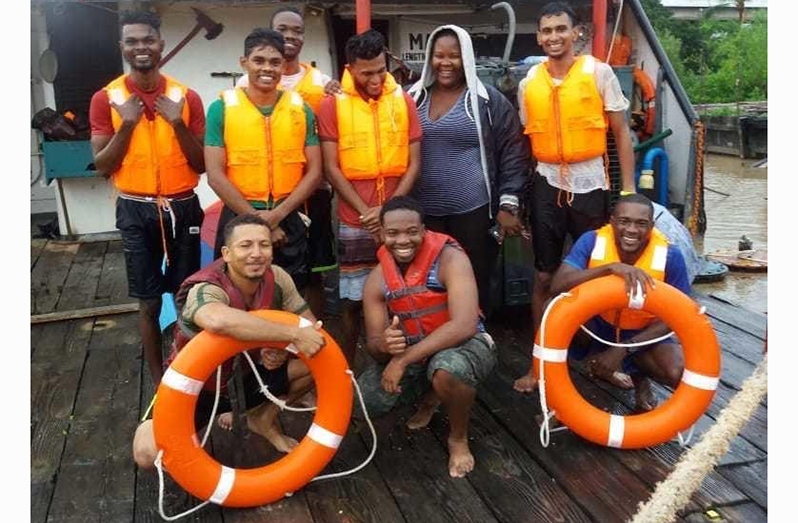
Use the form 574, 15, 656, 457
153, 310, 352, 507
533, 276, 721, 449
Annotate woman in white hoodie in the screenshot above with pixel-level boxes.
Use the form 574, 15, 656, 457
408, 26, 530, 313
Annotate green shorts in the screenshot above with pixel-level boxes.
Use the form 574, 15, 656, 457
355, 333, 497, 418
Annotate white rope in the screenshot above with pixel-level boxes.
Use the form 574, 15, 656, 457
579, 325, 674, 348
200, 367, 222, 448
606, 0, 625, 63
152, 369, 377, 520
154, 450, 210, 521
630, 354, 768, 523
675, 425, 695, 448
242, 350, 316, 412
311, 371, 378, 482
538, 292, 572, 448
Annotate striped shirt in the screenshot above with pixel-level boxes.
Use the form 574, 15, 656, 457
414, 90, 489, 216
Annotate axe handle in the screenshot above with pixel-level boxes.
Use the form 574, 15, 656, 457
159, 24, 202, 68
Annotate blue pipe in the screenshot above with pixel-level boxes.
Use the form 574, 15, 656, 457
635, 147, 669, 207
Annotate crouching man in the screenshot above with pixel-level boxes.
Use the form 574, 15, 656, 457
358, 196, 496, 478
133, 214, 325, 469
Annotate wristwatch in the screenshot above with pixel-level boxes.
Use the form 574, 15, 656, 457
499, 203, 520, 216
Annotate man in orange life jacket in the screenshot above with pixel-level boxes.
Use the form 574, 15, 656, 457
205, 28, 322, 294
517, 194, 689, 412
358, 197, 497, 478
514, 2, 638, 393
236, 7, 342, 318
132, 214, 325, 469
90, 10, 206, 387
318, 30, 422, 367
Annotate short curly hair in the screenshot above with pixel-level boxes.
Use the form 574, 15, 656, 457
345, 29, 386, 64
119, 10, 161, 35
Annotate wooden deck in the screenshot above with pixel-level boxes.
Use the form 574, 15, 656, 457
31, 238, 767, 523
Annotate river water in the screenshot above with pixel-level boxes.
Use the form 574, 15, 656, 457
692, 154, 768, 314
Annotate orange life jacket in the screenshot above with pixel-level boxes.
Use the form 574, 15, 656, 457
335, 70, 409, 198
377, 231, 460, 345
587, 223, 670, 330
222, 88, 307, 202
522, 55, 608, 165
291, 63, 326, 115
105, 75, 198, 196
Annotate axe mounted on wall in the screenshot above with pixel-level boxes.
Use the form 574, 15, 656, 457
159, 7, 223, 67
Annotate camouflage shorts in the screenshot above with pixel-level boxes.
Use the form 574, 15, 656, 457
355, 333, 497, 418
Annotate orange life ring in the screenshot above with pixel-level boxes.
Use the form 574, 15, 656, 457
533, 276, 721, 449
633, 66, 656, 140
153, 310, 353, 507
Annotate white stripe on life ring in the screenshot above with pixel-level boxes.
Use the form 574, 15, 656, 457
607, 415, 625, 448
209, 466, 235, 505
162, 368, 204, 396
298, 316, 313, 328
307, 423, 343, 449
533, 344, 568, 363
682, 369, 720, 391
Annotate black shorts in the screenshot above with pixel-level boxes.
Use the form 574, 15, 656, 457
531, 175, 609, 273
116, 194, 203, 299
213, 204, 310, 292
306, 188, 337, 273
193, 361, 290, 431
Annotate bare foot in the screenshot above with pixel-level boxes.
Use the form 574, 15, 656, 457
513, 373, 538, 393
217, 412, 233, 431
245, 404, 300, 453
447, 437, 475, 478
407, 397, 440, 430
634, 378, 657, 413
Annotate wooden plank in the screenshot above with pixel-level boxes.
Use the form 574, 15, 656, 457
479, 345, 695, 521
47, 460, 135, 523
706, 384, 767, 453
564, 371, 749, 513
694, 293, 766, 340
133, 362, 224, 523
717, 460, 767, 509
55, 242, 108, 311
31, 319, 94, 373
683, 502, 767, 523
282, 412, 407, 523
31, 418, 70, 523
426, 402, 593, 523
355, 411, 499, 523
32, 480, 53, 523
710, 318, 766, 367
205, 398, 314, 523
32, 303, 139, 324
569, 362, 766, 467
49, 315, 142, 523
94, 240, 130, 307
31, 239, 48, 270
31, 241, 80, 315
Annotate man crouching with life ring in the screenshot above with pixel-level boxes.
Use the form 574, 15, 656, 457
133, 214, 325, 469
356, 196, 497, 478
514, 193, 689, 412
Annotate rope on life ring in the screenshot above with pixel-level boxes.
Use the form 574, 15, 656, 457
534, 276, 721, 449
152, 310, 359, 512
